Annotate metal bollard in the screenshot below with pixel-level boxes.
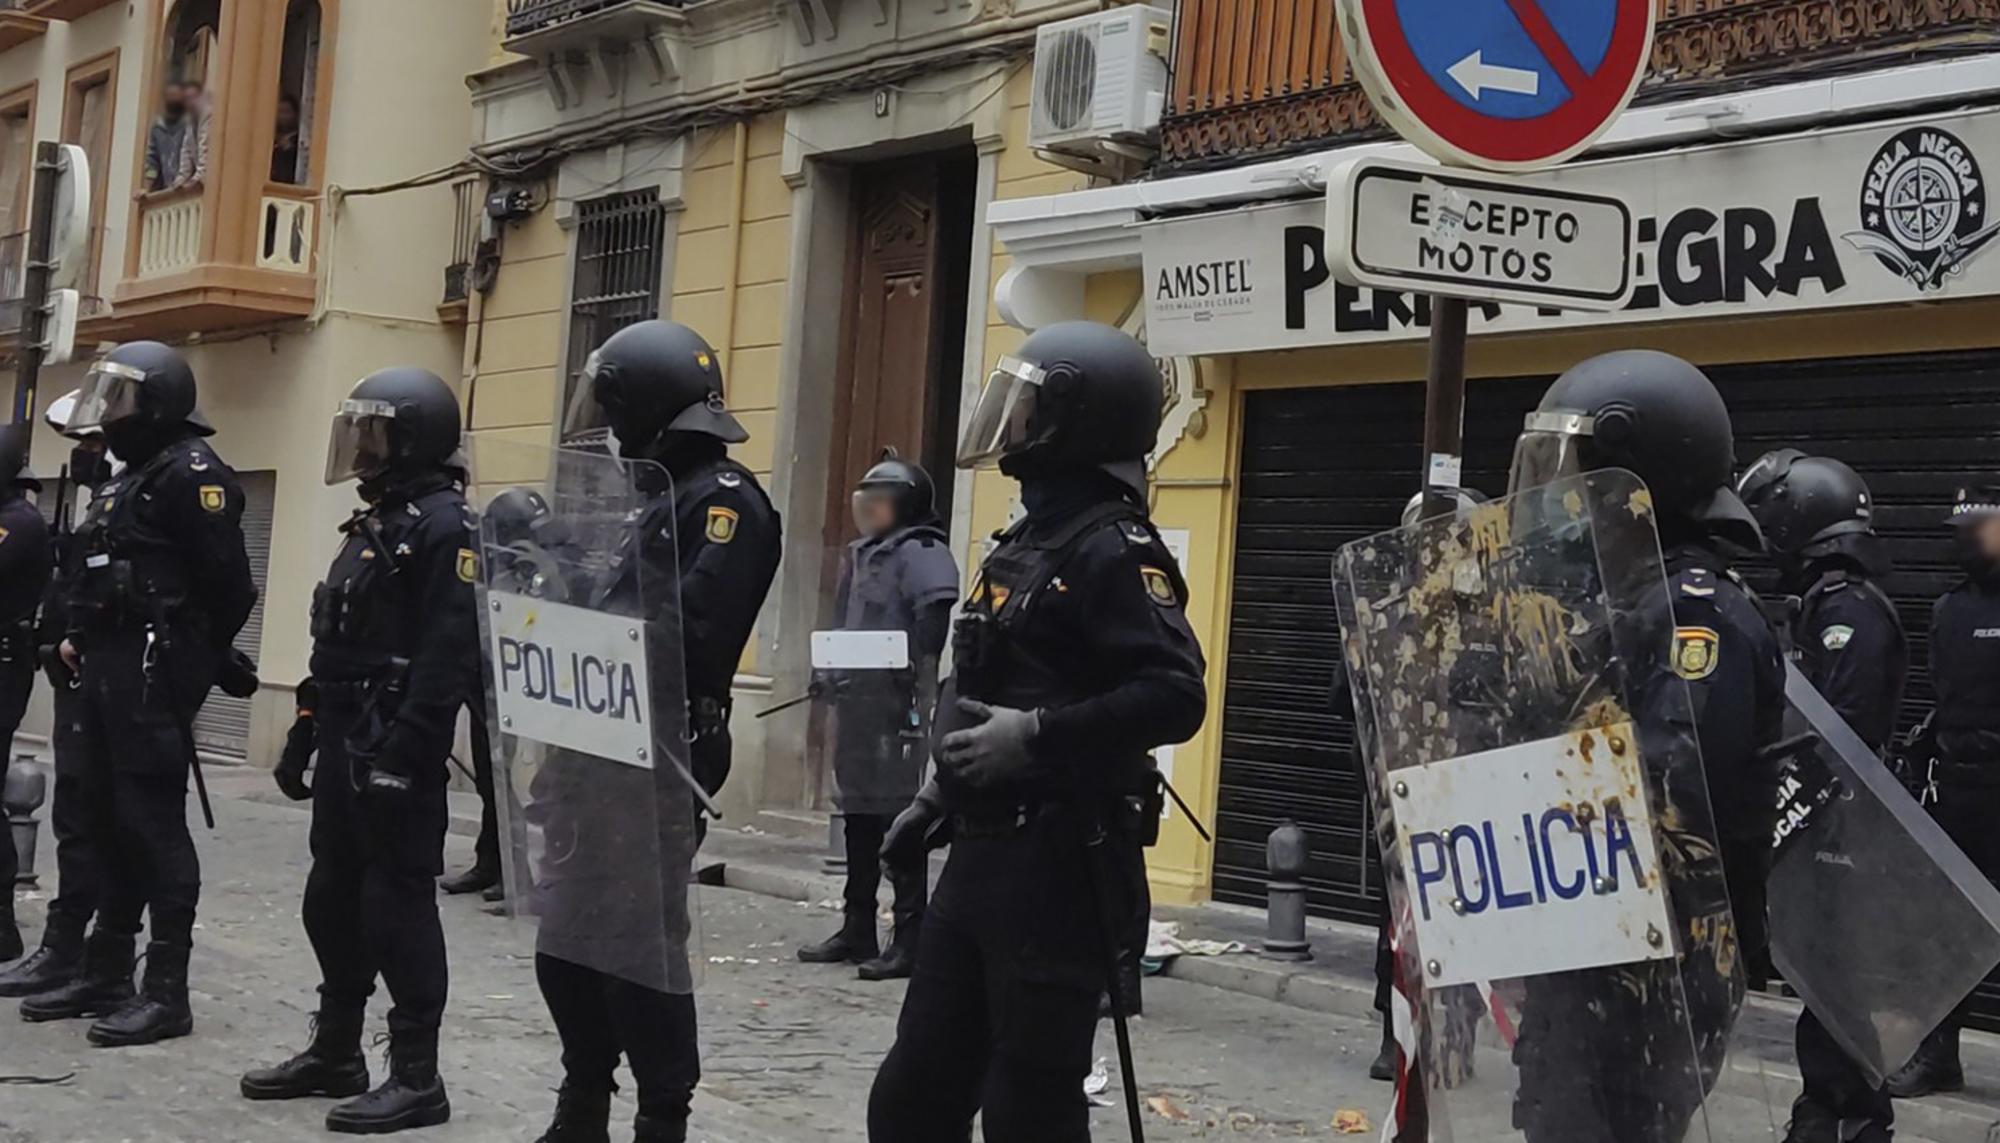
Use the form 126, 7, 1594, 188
1262, 820, 1313, 962
4, 751, 45, 886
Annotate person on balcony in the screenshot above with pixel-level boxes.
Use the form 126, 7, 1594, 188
173, 82, 212, 189
271, 94, 302, 185
142, 81, 192, 194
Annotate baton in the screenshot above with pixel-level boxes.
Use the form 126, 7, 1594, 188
662, 748, 724, 822
1160, 778, 1212, 844
189, 753, 216, 831
754, 691, 815, 719
1084, 823, 1146, 1143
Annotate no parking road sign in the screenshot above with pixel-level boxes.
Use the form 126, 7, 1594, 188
1338, 0, 1655, 171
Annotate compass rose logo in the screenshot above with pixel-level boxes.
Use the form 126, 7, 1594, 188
1845, 126, 2000, 291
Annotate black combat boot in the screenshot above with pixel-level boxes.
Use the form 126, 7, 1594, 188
88, 941, 193, 1047
241, 1009, 372, 1100
438, 863, 499, 897
21, 930, 134, 1022
1885, 1024, 1965, 1098
632, 1112, 688, 1143
1368, 1020, 1398, 1082
326, 1031, 452, 1134
0, 916, 84, 998
856, 921, 917, 982
533, 1082, 613, 1143
796, 909, 876, 965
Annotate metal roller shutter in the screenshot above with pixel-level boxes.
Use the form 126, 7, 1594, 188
192, 469, 275, 759
1218, 349, 2000, 1025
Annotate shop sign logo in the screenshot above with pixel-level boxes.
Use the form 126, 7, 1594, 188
1845, 126, 2000, 291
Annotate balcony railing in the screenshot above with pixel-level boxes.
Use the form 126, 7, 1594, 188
135, 185, 203, 280
1161, 0, 2000, 171
507, 0, 632, 37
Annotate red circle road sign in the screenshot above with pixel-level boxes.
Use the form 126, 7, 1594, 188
1337, 0, 1655, 171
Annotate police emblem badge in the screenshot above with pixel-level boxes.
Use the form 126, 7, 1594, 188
1673, 626, 1720, 681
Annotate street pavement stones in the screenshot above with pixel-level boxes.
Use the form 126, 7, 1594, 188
0, 770, 1994, 1141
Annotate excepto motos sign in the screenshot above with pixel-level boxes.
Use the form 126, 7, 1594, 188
486, 591, 654, 769
1141, 107, 2000, 357
1386, 722, 1677, 987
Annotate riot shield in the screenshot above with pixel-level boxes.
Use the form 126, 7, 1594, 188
473, 440, 700, 994
1336, 470, 1749, 1143
1766, 661, 2000, 1084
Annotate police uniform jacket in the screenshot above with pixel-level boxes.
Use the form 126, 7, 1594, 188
0, 491, 51, 635
308, 470, 479, 779
1793, 564, 1906, 754
67, 432, 255, 706
939, 491, 1206, 812
1928, 575, 2000, 777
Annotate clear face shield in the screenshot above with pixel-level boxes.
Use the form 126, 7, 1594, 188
67, 361, 148, 435
955, 355, 1045, 470
560, 351, 613, 448
324, 397, 399, 485
1507, 411, 1595, 497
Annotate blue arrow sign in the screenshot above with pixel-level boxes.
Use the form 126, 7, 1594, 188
1393, 0, 1618, 120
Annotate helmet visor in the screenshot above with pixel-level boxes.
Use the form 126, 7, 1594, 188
68, 361, 148, 434
1507, 411, 1595, 498
560, 351, 612, 446
324, 397, 398, 485
956, 356, 1044, 470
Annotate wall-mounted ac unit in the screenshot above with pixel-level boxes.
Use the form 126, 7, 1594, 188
1029, 5, 1172, 174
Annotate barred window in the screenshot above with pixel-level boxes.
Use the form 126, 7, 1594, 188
563, 189, 668, 416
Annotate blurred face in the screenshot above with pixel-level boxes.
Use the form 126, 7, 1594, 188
851, 489, 897, 538
162, 82, 186, 115
1976, 516, 2000, 563
276, 99, 299, 133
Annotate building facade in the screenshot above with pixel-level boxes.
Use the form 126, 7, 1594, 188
463, 0, 1109, 825
0, 0, 491, 761
988, 0, 2000, 1021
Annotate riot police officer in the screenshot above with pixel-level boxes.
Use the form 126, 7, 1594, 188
0, 424, 51, 965
1739, 450, 1905, 1142
25, 343, 255, 1048
797, 451, 958, 981
867, 322, 1206, 1142
1882, 484, 2000, 1099
1504, 350, 1786, 1140
0, 396, 105, 998
531, 319, 779, 1143
239, 367, 475, 1134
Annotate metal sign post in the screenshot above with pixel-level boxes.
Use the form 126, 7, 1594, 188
1333, 0, 1653, 520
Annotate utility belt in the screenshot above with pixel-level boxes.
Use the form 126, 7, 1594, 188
950, 782, 1165, 847
1926, 755, 2000, 792
72, 557, 190, 631
314, 655, 412, 709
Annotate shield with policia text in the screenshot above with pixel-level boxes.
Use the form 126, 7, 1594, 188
1765, 661, 2000, 1085
473, 439, 699, 994
1335, 470, 1760, 1143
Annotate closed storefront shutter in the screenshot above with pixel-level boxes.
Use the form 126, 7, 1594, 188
1219, 350, 2000, 1024
192, 469, 275, 759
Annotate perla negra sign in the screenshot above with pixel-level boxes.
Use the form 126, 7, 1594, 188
486, 592, 654, 768
1386, 722, 1676, 987
1140, 108, 2000, 357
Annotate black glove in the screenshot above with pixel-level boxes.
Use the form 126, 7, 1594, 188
274, 719, 315, 802
938, 699, 1042, 790
882, 779, 947, 869
36, 644, 72, 690
217, 648, 260, 699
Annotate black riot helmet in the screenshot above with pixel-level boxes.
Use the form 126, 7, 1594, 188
68, 341, 209, 458
1736, 449, 1876, 563
1508, 350, 1761, 548
958, 321, 1162, 494
324, 367, 462, 485
853, 448, 935, 534
484, 486, 555, 547
562, 320, 746, 456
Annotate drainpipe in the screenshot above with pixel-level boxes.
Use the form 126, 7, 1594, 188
717, 120, 750, 379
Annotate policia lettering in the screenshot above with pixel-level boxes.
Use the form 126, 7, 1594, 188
868, 321, 1207, 1143
31, 343, 257, 1050
1407, 801, 1648, 920
495, 637, 644, 722
240, 367, 475, 1136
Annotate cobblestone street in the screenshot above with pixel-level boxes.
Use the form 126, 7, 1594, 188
1, 776, 1997, 1142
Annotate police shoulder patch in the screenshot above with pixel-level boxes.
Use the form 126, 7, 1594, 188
1673, 626, 1720, 680
457, 548, 478, 584
198, 485, 226, 513
1118, 520, 1152, 546
1141, 565, 1177, 607
705, 505, 739, 544
717, 471, 743, 489
1821, 624, 1855, 651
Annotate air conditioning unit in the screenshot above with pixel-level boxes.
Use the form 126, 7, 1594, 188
1029, 5, 1172, 173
